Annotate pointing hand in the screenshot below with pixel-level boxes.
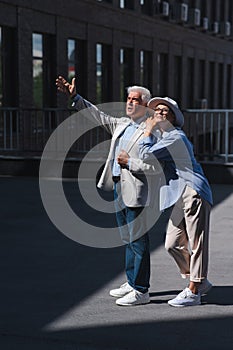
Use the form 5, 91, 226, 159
56, 76, 76, 98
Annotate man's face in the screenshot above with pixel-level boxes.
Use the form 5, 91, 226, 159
126, 91, 147, 120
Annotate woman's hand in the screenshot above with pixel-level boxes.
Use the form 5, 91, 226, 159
144, 116, 158, 137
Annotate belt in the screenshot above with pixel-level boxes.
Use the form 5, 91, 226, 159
112, 176, 121, 183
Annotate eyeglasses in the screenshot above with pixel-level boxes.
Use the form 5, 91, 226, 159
154, 107, 170, 114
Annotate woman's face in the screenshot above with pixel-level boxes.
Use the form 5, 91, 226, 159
153, 104, 176, 126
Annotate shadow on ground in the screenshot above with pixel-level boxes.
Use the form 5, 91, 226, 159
1, 177, 233, 349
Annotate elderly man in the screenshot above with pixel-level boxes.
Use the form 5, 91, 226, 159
139, 97, 213, 307
56, 76, 161, 306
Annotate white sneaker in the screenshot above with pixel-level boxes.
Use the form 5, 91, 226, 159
168, 288, 201, 307
109, 282, 133, 298
198, 279, 212, 295
116, 290, 150, 306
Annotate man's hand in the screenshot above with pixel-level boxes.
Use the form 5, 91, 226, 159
117, 150, 130, 168
56, 76, 76, 98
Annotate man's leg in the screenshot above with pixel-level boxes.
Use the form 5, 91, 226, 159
114, 202, 150, 292
112, 183, 150, 305
126, 206, 150, 293
113, 182, 134, 288
127, 234, 150, 293
115, 206, 151, 306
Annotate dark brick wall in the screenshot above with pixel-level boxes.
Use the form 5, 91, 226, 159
0, 0, 233, 108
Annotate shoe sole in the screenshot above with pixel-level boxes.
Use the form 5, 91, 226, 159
109, 292, 131, 298
116, 299, 150, 306
168, 301, 201, 307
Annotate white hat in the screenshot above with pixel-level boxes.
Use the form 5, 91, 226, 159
147, 97, 184, 128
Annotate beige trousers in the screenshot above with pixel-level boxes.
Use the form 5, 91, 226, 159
165, 186, 211, 282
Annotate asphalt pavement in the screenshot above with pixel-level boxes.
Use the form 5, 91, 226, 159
1, 176, 233, 350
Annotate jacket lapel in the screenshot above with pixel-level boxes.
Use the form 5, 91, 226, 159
107, 120, 131, 159
124, 122, 146, 153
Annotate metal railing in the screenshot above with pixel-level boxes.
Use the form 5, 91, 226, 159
0, 107, 233, 162
0, 107, 110, 158
183, 109, 233, 163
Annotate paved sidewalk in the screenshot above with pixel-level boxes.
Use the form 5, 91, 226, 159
1, 177, 233, 349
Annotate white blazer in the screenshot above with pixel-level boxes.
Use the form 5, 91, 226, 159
74, 96, 162, 207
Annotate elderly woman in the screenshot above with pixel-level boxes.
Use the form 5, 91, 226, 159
139, 97, 213, 307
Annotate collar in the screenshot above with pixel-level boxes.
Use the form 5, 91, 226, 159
130, 115, 147, 127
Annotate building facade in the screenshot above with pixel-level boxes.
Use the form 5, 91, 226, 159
0, 0, 233, 110
0, 0, 233, 176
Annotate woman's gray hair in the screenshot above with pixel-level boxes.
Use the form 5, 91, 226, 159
127, 85, 151, 104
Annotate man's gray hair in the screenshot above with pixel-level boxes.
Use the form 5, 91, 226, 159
127, 85, 151, 104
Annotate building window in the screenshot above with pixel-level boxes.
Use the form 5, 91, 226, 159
32, 33, 57, 108
139, 50, 152, 90
96, 43, 102, 103
173, 55, 182, 105
0, 26, 17, 107
120, 48, 134, 101
32, 33, 43, 108
190, 0, 197, 7
200, 1, 207, 15
140, 50, 144, 85
211, 0, 218, 22
227, 64, 232, 108
187, 57, 194, 108
228, 1, 233, 23
140, 0, 153, 15
0, 27, 2, 107
218, 63, 224, 108
119, 0, 134, 10
157, 53, 168, 96
208, 62, 215, 108
198, 59, 205, 100
96, 43, 112, 104
67, 38, 87, 98
220, 0, 225, 21
68, 39, 75, 80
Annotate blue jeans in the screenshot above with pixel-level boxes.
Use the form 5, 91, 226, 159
114, 182, 150, 293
